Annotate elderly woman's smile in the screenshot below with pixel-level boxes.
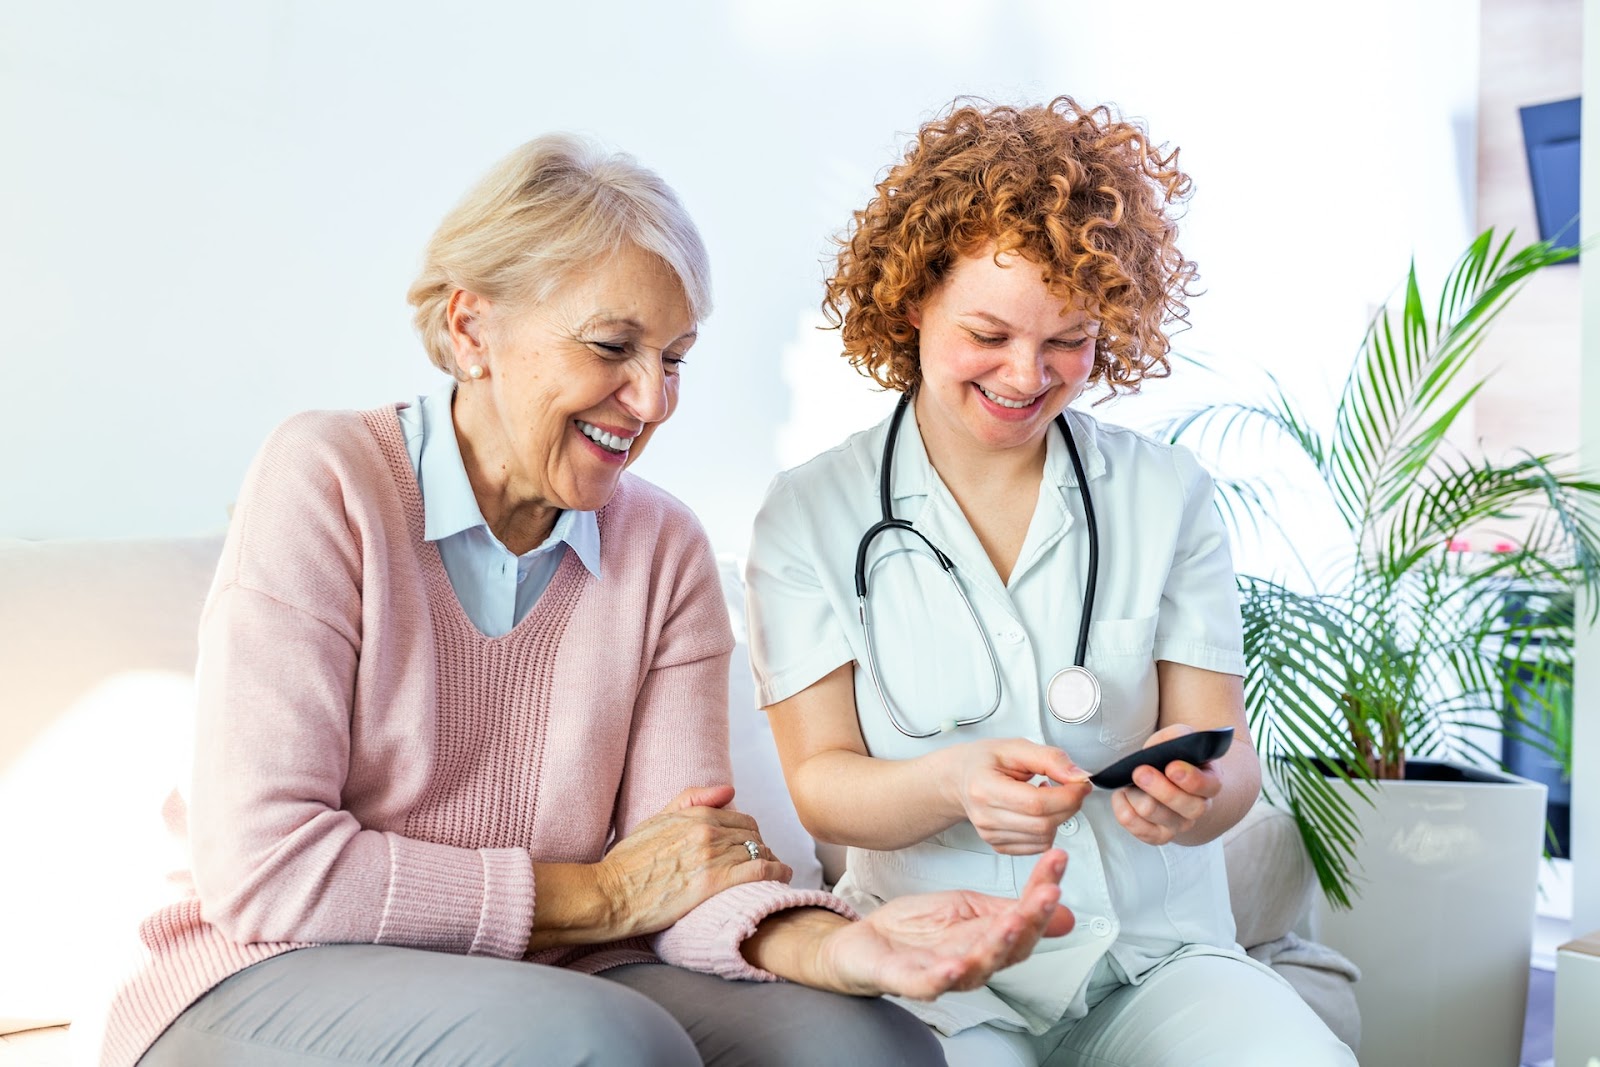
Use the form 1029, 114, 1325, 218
575, 419, 635, 456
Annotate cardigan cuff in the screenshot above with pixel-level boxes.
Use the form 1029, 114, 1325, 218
376, 835, 532, 958
651, 880, 858, 982
469, 848, 536, 958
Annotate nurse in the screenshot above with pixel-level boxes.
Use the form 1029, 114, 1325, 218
744, 97, 1357, 1066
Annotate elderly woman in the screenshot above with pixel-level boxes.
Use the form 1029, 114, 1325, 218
100, 135, 1072, 1067
744, 98, 1357, 1065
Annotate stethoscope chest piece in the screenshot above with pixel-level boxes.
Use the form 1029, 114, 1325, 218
1046, 665, 1101, 725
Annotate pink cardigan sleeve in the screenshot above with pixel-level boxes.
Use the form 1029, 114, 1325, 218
186, 415, 534, 959
612, 508, 857, 981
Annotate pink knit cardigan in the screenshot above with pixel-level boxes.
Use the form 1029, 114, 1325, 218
98, 407, 848, 1066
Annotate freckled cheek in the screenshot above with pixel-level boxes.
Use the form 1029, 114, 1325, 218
921, 335, 971, 374
1057, 348, 1097, 383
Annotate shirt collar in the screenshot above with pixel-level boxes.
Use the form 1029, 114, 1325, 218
1046, 407, 1108, 489
885, 401, 1107, 502
416, 384, 485, 543
415, 383, 602, 577
557, 507, 603, 578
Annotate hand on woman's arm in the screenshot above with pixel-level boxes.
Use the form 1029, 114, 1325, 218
1110, 661, 1260, 847
530, 785, 793, 951
769, 664, 1091, 855
740, 850, 1074, 999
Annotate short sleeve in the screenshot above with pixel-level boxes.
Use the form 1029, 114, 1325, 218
744, 472, 856, 708
1151, 445, 1247, 676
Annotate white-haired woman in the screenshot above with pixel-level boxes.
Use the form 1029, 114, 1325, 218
100, 135, 1073, 1067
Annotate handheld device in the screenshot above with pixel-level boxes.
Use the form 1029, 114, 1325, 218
1087, 727, 1235, 789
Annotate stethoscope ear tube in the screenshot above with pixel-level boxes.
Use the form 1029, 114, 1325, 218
1060, 401, 1099, 671
854, 518, 949, 599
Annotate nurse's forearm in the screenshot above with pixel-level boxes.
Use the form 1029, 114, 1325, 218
787, 747, 967, 850
1152, 661, 1260, 846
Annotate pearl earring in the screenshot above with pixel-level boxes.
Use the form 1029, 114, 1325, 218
466, 365, 485, 380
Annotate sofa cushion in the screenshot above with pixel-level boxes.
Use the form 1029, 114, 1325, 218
0, 535, 223, 773
1218, 798, 1317, 948
1272, 961, 1362, 1053
0, 537, 222, 1035
718, 557, 825, 891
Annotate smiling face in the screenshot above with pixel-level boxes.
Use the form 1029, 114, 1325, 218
908, 245, 1099, 463
448, 242, 697, 526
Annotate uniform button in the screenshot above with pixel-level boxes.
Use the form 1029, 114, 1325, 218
1059, 817, 1079, 837
1089, 917, 1112, 937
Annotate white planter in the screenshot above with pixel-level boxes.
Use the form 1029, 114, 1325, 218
1307, 761, 1547, 1067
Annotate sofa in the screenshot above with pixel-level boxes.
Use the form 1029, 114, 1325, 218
0, 534, 1360, 1065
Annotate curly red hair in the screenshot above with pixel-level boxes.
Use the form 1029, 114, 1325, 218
823, 96, 1196, 395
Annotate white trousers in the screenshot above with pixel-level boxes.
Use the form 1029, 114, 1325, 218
938, 951, 1357, 1067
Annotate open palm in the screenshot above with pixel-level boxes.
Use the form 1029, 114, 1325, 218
815, 850, 1073, 1000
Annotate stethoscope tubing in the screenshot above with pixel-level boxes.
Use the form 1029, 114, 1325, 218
855, 392, 1099, 737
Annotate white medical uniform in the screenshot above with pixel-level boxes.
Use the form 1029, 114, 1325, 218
746, 405, 1261, 1038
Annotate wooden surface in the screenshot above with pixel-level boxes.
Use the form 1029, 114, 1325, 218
0, 1025, 69, 1067
1561, 929, 1600, 958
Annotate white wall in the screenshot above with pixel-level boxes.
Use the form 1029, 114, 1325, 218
0, 0, 1480, 561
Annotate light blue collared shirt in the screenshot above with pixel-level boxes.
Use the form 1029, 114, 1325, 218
398, 383, 601, 637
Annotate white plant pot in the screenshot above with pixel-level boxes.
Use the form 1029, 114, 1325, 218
1307, 760, 1547, 1067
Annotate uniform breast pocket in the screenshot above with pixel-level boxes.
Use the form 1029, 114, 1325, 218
1085, 614, 1159, 746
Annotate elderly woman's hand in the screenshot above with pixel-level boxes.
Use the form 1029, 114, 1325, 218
741, 850, 1072, 999
820, 848, 1071, 999
597, 784, 794, 939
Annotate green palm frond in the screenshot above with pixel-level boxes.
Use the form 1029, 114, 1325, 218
1166, 228, 1596, 907
1327, 232, 1573, 530
1380, 451, 1600, 576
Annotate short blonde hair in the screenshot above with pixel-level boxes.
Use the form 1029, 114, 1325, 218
408, 134, 712, 375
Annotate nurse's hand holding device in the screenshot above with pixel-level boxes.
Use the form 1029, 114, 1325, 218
1104, 724, 1234, 846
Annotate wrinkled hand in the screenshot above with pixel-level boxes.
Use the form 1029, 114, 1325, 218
1111, 725, 1223, 845
942, 739, 1092, 854
812, 850, 1073, 1000
599, 785, 793, 939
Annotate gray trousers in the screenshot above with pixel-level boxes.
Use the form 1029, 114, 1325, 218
138, 944, 942, 1066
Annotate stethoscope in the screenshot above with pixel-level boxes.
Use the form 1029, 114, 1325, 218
855, 392, 1101, 738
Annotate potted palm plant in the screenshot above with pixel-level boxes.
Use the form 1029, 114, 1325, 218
1167, 228, 1599, 1067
